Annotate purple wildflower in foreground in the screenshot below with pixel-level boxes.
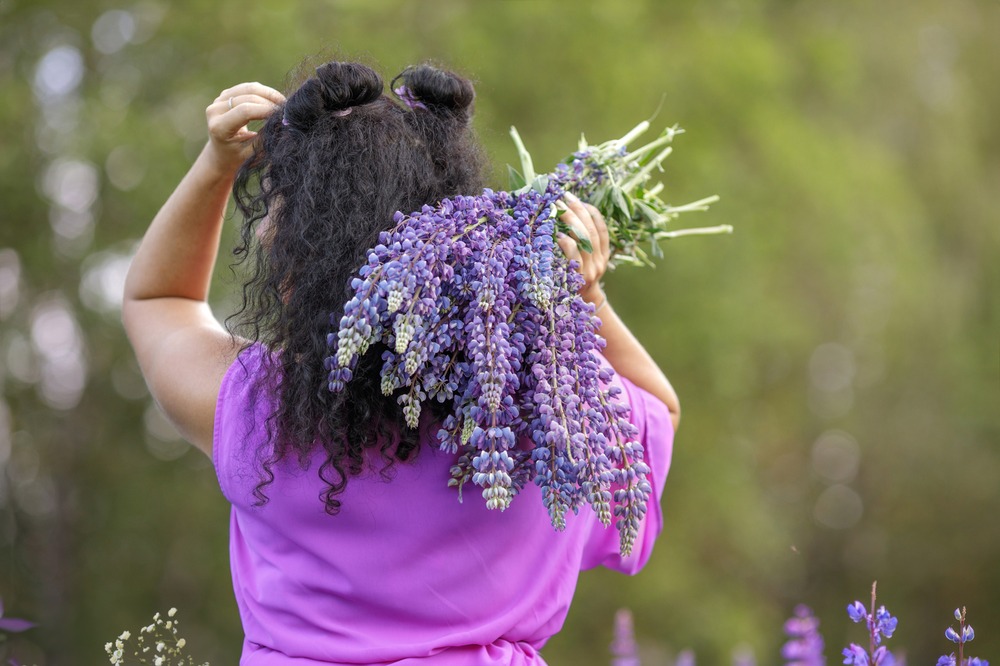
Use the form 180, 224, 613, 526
842, 582, 898, 666
325, 120, 724, 555
939, 607, 988, 666
0, 598, 35, 634
732, 646, 757, 666
674, 649, 696, 666
783, 604, 825, 666
610, 608, 640, 666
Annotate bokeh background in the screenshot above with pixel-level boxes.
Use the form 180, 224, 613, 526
1, 0, 997, 664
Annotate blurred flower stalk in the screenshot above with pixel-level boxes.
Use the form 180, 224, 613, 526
607, 582, 988, 666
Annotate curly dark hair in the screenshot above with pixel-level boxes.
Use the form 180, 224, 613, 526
230, 61, 486, 512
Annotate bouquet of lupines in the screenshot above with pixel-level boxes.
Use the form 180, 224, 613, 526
326, 121, 730, 556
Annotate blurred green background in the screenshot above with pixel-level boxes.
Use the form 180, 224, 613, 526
1, 0, 997, 663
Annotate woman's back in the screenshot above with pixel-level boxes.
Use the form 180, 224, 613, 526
216, 343, 674, 665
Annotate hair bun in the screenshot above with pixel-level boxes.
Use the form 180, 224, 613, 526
395, 64, 475, 120
283, 62, 383, 130
315, 62, 383, 111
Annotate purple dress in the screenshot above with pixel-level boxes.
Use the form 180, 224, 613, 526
213, 343, 675, 665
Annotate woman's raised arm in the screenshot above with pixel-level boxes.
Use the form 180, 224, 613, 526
122, 82, 285, 455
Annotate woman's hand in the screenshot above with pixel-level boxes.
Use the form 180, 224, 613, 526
557, 192, 611, 306
204, 82, 286, 176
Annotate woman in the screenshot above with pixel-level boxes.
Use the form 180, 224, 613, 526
123, 61, 680, 665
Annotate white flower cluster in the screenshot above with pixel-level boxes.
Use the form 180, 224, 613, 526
103, 608, 206, 665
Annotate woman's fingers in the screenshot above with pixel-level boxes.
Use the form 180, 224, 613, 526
562, 193, 597, 252
203, 83, 284, 174
556, 230, 581, 262
215, 81, 286, 106
207, 94, 282, 121
208, 93, 278, 113
585, 203, 611, 263
207, 84, 285, 137
207, 98, 281, 144
557, 194, 611, 302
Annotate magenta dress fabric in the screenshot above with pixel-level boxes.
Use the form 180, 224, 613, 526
213, 343, 675, 665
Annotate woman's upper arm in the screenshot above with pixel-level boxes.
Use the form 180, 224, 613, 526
123, 298, 242, 455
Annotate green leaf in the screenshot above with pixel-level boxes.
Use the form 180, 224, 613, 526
592, 184, 611, 210
633, 199, 662, 224
650, 236, 663, 259
565, 215, 594, 253
507, 165, 526, 190
612, 187, 633, 219
509, 126, 536, 182
530, 174, 549, 194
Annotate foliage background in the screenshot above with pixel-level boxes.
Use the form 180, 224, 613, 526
0, 0, 997, 664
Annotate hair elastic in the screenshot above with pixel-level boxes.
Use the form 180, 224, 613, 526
393, 85, 427, 110
282, 107, 351, 128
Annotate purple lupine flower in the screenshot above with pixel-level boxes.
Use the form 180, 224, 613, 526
848, 602, 867, 624
874, 606, 898, 640
940, 607, 987, 666
843, 583, 898, 666
782, 604, 825, 666
842, 644, 868, 665
323, 121, 725, 556
732, 646, 757, 666
610, 608, 640, 666
675, 649, 696, 666
326, 176, 657, 553
0, 599, 34, 633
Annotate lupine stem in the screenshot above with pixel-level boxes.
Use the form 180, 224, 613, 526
622, 146, 673, 192
654, 224, 734, 239
662, 195, 722, 214
615, 120, 651, 150
623, 133, 674, 164
959, 607, 966, 666
509, 126, 536, 182
870, 581, 878, 664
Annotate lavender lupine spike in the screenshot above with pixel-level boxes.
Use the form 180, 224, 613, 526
842, 582, 899, 666
732, 646, 757, 666
939, 607, 988, 666
782, 605, 825, 666
675, 649, 696, 666
326, 122, 726, 556
0, 598, 35, 634
610, 608, 640, 666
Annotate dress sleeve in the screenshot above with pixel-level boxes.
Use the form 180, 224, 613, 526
213, 342, 273, 504
580, 354, 675, 574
